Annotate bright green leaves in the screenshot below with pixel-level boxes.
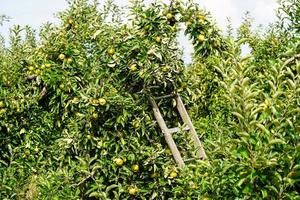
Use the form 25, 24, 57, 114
186, 29, 300, 198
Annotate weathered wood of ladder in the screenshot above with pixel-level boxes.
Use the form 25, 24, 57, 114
149, 93, 207, 168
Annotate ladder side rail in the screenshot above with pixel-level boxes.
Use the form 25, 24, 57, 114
175, 94, 207, 160
149, 97, 185, 168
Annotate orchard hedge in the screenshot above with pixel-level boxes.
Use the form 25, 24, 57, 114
0, 0, 299, 199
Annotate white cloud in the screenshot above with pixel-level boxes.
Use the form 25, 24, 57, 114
201, 0, 241, 31
252, 0, 279, 27
201, 0, 279, 31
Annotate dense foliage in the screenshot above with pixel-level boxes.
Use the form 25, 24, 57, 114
0, 0, 299, 199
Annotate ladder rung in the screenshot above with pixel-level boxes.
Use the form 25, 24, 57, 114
168, 125, 190, 134
184, 158, 196, 162
154, 93, 176, 100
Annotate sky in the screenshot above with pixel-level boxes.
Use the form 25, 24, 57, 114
0, 0, 279, 63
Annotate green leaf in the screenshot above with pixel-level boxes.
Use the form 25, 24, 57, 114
261, 190, 268, 198
256, 123, 270, 134
242, 185, 252, 194
89, 192, 99, 197
233, 112, 245, 121
269, 139, 286, 145
237, 178, 246, 187
106, 184, 118, 192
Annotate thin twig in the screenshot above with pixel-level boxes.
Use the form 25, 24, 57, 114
71, 171, 95, 187
39, 87, 47, 98
26, 75, 37, 80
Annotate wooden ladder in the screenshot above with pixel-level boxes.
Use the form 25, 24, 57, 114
149, 93, 207, 168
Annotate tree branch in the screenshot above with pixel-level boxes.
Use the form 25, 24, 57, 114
283, 53, 300, 67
